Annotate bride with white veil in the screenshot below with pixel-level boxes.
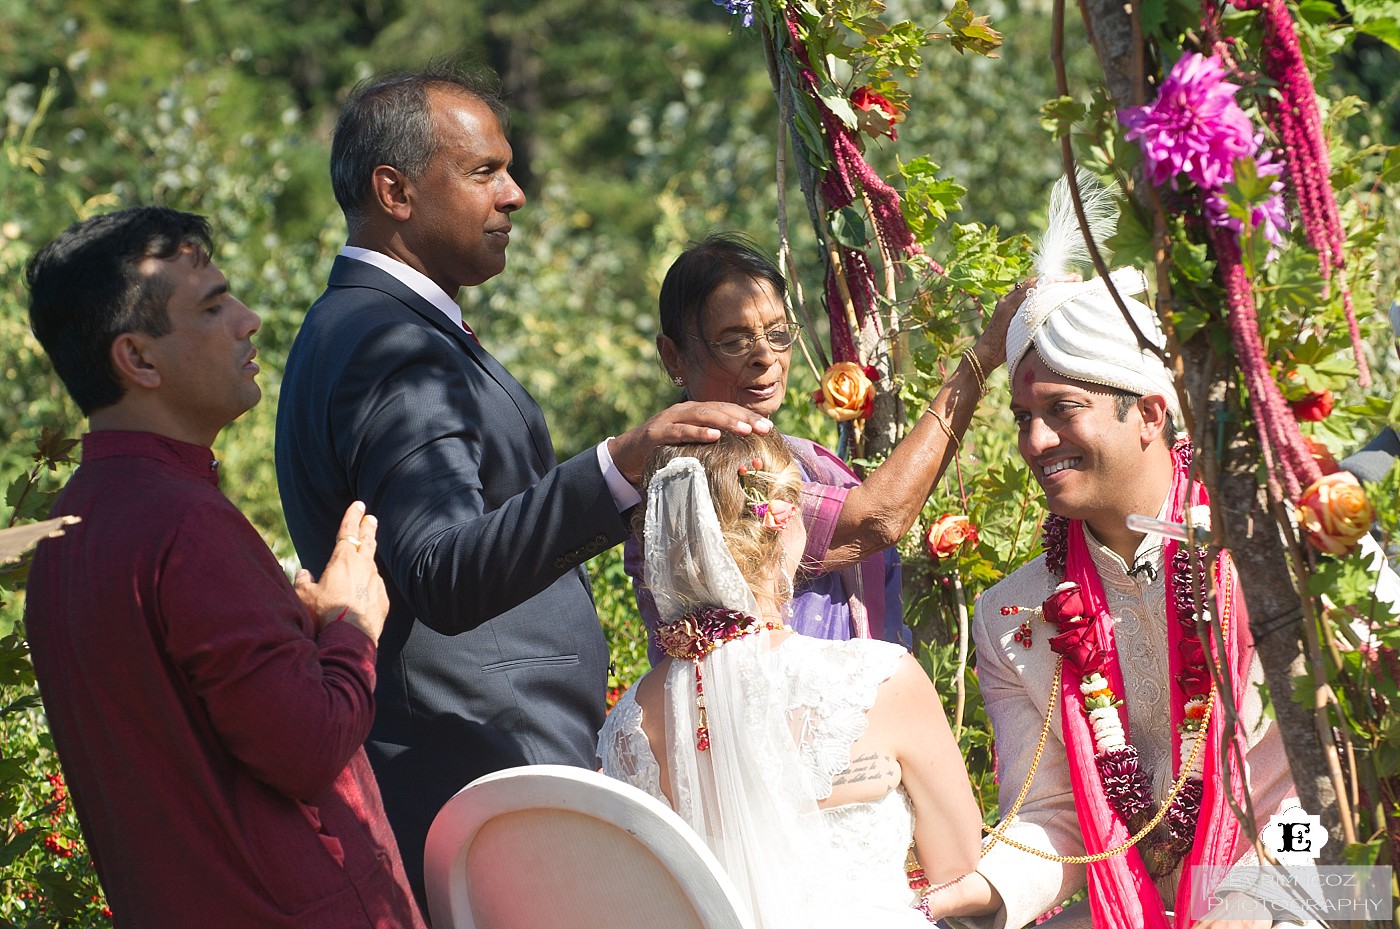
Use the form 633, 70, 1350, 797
599, 432, 981, 928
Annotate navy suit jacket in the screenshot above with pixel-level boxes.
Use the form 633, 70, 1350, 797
275, 256, 630, 896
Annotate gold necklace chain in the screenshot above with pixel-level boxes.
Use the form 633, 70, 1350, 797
980, 660, 1061, 854
980, 568, 1232, 864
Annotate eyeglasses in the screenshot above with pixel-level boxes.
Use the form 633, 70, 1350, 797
689, 323, 803, 358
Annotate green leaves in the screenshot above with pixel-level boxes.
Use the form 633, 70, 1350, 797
898, 156, 966, 241
864, 20, 932, 75
1307, 549, 1388, 605
828, 205, 870, 249
0, 636, 31, 689
1107, 203, 1156, 270
1040, 96, 1086, 140
31, 428, 77, 473
0, 824, 41, 871
940, 0, 1002, 57
1344, 392, 1400, 431
1380, 144, 1400, 185
1296, 0, 1344, 23
1223, 155, 1273, 205
816, 81, 860, 130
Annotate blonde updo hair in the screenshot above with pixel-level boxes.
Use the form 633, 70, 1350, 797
640, 432, 803, 607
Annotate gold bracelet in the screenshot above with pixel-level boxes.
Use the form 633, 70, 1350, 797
961, 347, 988, 396
925, 408, 960, 451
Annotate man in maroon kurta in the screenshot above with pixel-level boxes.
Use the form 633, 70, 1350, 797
23, 207, 425, 928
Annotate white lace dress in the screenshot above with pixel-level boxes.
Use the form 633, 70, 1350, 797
599, 634, 930, 929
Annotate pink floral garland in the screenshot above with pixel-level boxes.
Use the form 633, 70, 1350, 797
1025, 442, 1250, 929
654, 607, 786, 751
654, 607, 771, 661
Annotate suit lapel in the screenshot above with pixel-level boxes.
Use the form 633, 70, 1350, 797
327, 257, 558, 471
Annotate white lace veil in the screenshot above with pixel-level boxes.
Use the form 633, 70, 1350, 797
643, 458, 844, 929
643, 456, 760, 624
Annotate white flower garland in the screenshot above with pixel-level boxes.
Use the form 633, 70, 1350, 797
1079, 671, 1208, 779
1080, 672, 1127, 752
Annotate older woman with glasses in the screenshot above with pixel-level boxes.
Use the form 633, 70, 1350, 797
625, 233, 1028, 662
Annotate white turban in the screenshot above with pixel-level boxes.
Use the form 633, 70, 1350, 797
1005, 267, 1182, 422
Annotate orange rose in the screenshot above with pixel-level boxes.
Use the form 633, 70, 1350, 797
815, 362, 876, 422
1301, 435, 1339, 475
758, 499, 796, 531
1296, 471, 1375, 556
926, 514, 979, 560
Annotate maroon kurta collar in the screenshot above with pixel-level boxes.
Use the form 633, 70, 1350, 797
81, 431, 221, 487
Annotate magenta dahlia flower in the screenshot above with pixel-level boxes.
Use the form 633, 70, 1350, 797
1204, 139, 1289, 252
1119, 53, 1257, 192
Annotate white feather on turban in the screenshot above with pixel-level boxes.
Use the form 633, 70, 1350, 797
1007, 172, 1181, 421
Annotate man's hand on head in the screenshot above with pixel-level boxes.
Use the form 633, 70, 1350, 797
608, 401, 774, 487
294, 501, 390, 645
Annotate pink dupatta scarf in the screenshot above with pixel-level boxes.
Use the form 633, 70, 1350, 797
1058, 442, 1250, 928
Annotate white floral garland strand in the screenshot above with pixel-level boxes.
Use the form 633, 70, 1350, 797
1080, 503, 1215, 769
1081, 672, 1128, 752
1078, 673, 1208, 776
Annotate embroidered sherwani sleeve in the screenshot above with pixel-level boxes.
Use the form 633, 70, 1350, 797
954, 568, 1088, 929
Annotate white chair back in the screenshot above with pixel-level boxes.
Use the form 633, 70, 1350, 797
423, 764, 756, 929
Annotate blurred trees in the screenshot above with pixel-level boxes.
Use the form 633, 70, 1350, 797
0, 0, 1112, 497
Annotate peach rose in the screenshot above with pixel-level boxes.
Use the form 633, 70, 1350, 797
1301, 435, 1339, 475
1296, 471, 1375, 556
754, 499, 796, 531
926, 514, 979, 560
815, 362, 876, 422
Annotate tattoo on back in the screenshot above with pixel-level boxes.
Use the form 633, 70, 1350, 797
831, 752, 896, 788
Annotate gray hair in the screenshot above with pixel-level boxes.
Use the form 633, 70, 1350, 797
330, 64, 509, 227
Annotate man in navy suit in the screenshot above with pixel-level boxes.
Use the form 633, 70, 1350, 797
275, 66, 770, 902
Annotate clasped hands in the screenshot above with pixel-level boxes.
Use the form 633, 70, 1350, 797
294, 500, 391, 644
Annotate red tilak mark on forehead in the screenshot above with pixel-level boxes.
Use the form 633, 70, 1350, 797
1020, 366, 1037, 387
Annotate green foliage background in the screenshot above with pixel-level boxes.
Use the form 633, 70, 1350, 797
0, 0, 1396, 922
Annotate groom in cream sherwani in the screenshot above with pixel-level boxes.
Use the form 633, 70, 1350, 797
928, 269, 1302, 929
